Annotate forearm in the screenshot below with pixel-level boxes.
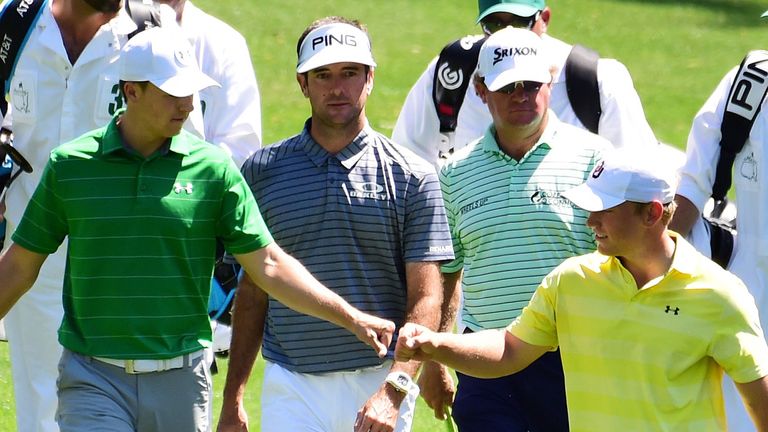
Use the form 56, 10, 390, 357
234, 244, 361, 333
669, 195, 700, 236
428, 329, 546, 379
439, 271, 462, 332
736, 375, 768, 431
0, 244, 45, 318
220, 274, 268, 408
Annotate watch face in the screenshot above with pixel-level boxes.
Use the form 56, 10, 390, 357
397, 375, 409, 387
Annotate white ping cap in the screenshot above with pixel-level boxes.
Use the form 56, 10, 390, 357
296, 23, 376, 73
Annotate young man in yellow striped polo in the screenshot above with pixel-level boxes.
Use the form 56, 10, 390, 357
395, 148, 768, 431
0, 26, 394, 432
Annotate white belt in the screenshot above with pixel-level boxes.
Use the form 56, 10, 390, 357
92, 349, 205, 374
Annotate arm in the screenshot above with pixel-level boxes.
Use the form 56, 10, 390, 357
418, 270, 461, 420
354, 261, 444, 432
735, 376, 768, 431
200, 33, 262, 168
595, 59, 657, 150
234, 243, 394, 357
669, 195, 701, 236
216, 274, 268, 432
391, 58, 443, 166
0, 243, 47, 317
395, 323, 548, 379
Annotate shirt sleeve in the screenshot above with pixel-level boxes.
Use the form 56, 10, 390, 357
595, 59, 658, 150
11, 158, 68, 254
216, 159, 273, 254
507, 272, 559, 349
677, 68, 739, 212
438, 164, 465, 273
391, 58, 444, 166
709, 275, 768, 383
403, 166, 454, 263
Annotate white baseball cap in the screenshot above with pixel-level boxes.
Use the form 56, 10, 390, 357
562, 149, 678, 212
119, 27, 219, 97
477, 27, 551, 91
296, 23, 377, 73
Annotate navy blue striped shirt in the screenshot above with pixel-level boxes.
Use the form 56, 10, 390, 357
241, 120, 454, 373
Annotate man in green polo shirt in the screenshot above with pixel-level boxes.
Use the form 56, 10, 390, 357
428, 27, 610, 429
0, 26, 394, 432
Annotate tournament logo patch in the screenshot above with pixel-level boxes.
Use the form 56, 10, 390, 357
11, 81, 30, 114
739, 152, 758, 183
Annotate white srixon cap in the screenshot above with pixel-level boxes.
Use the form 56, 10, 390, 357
562, 149, 678, 212
119, 27, 219, 97
297, 23, 377, 73
477, 27, 551, 91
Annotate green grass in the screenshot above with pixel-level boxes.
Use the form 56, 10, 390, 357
2, 0, 767, 430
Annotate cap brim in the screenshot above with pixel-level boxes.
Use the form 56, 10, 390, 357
562, 183, 625, 212
477, 5, 540, 23
483, 67, 551, 91
297, 50, 376, 73
762, 9, 768, 18
152, 71, 220, 98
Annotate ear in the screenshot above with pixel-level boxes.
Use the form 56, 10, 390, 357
474, 79, 489, 104
296, 73, 309, 98
646, 201, 665, 226
538, 7, 551, 33
366, 68, 375, 95
123, 82, 142, 102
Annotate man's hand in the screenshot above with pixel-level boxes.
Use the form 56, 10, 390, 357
395, 322, 438, 362
351, 310, 395, 357
216, 403, 249, 432
418, 361, 454, 420
354, 383, 404, 432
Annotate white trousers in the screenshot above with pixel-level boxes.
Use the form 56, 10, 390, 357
261, 360, 419, 432
5, 238, 67, 432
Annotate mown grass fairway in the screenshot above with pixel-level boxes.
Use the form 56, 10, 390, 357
2, 0, 766, 430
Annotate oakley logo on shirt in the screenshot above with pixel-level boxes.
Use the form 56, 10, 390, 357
664, 305, 680, 315
349, 181, 386, 200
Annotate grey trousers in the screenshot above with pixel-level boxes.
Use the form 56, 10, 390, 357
56, 349, 212, 432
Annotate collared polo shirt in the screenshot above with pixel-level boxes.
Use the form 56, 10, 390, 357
440, 113, 609, 330
241, 120, 454, 373
13, 114, 273, 359
509, 233, 768, 431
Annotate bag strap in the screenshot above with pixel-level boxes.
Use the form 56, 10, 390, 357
565, 44, 601, 134
711, 50, 768, 204
0, 0, 48, 117
124, 0, 161, 39
432, 35, 486, 134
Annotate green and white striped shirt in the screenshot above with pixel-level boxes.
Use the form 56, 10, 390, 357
440, 113, 609, 330
13, 115, 272, 359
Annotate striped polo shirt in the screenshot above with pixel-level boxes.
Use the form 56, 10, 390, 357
509, 233, 768, 431
241, 120, 454, 373
440, 113, 609, 330
12, 115, 273, 359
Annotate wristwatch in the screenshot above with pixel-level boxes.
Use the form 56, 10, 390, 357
385, 371, 413, 393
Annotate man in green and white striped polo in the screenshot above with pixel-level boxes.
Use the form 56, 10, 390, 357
435, 27, 610, 430
0, 26, 394, 432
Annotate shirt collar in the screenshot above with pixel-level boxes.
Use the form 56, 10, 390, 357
102, 110, 191, 158
481, 110, 563, 160
298, 118, 373, 169
597, 231, 699, 277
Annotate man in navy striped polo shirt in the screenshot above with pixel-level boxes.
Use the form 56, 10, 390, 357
0, 26, 395, 432
218, 16, 454, 432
